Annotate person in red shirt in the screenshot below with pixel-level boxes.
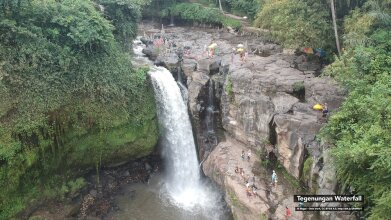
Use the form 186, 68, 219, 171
285, 206, 292, 219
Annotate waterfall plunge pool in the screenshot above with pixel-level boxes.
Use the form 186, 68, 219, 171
107, 172, 232, 220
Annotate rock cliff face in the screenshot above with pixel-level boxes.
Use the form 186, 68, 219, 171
140, 23, 351, 220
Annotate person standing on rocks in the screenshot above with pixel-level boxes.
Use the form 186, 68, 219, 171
241, 150, 245, 160
247, 150, 251, 161
231, 48, 235, 63
272, 170, 278, 188
322, 103, 329, 118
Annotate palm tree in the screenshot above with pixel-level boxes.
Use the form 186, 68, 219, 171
218, 0, 223, 12
330, 0, 341, 56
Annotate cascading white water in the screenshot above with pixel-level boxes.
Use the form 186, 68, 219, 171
130, 36, 228, 219
150, 66, 200, 200
132, 37, 153, 66
149, 67, 224, 217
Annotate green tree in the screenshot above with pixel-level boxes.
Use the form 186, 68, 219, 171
254, 0, 333, 49
0, 0, 157, 218
321, 1, 391, 218
97, 0, 151, 50
330, 0, 341, 55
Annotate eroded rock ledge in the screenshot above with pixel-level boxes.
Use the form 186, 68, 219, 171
140, 22, 352, 220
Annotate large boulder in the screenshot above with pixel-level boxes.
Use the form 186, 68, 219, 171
142, 46, 159, 60
155, 53, 179, 73
273, 112, 322, 178
187, 71, 209, 118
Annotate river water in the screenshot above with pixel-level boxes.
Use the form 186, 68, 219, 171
108, 173, 231, 220
106, 37, 232, 220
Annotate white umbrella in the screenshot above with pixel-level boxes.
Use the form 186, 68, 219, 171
237, 44, 244, 48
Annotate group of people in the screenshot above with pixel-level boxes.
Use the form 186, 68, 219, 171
236, 149, 282, 200
234, 149, 297, 219
150, 34, 176, 54
246, 177, 258, 198
206, 42, 248, 62
235, 165, 258, 198
241, 150, 251, 161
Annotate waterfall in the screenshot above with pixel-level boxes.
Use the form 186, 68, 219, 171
149, 67, 223, 216
150, 66, 200, 197
132, 37, 153, 66
206, 80, 215, 134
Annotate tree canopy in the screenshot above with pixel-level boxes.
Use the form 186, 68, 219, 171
0, 0, 155, 218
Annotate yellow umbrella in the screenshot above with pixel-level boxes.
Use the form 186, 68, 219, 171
313, 104, 323, 111
208, 43, 217, 49
237, 48, 244, 52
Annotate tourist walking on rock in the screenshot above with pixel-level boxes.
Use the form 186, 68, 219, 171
246, 187, 253, 200
231, 48, 235, 63
272, 170, 278, 188
247, 150, 251, 161
252, 185, 257, 196
246, 175, 250, 184
241, 150, 245, 160
238, 48, 245, 62
285, 206, 292, 219
240, 168, 245, 178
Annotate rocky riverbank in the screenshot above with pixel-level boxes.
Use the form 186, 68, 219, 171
24, 155, 161, 220
139, 21, 354, 220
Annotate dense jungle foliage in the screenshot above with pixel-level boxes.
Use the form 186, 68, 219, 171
161, 3, 241, 29
320, 1, 391, 219
0, 0, 157, 218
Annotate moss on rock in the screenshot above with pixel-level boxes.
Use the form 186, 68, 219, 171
65, 117, 158, 169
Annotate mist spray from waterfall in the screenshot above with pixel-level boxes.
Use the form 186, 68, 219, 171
149, 66, 225, 218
